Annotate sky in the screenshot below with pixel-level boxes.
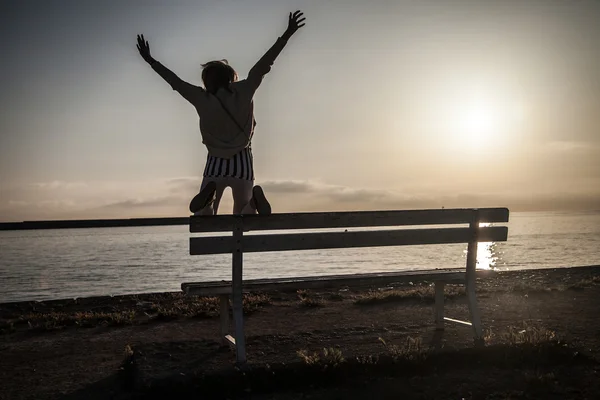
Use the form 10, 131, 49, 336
1, 0, 599, 221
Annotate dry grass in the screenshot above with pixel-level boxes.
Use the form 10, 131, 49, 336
5, 293, 272, 333
507, 282, 564, 294
21, 310, 137, 331
378, 336, 427, 361
483, 321, 559, 347
118, 344, 137, 390
356, 354, 379, 365
483, 327, 496, 345
523, 370, 557, 384
299, 297, 324, 307
297, 347, 345, 368
505, 275, 600, 294
501, 322, 558, 346
2, 271, 597, 335
242, 293, 272, 312
297, 290, 325, 308
149, 296, 220, 319
352, 275, 600, 307
130, 293, 271, 320
354, 285, 465, 305
568, 276, 600, 290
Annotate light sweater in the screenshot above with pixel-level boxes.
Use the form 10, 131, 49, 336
150, 37, 289, 159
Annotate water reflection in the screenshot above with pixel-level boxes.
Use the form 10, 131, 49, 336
477, 241, 499, 270
463, 223, 502, 270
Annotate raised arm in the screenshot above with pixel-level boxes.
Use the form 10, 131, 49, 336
247, 11, 306, 89
136, 34, 202, 104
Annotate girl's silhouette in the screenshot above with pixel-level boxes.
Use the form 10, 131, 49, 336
136, 11, 306, 215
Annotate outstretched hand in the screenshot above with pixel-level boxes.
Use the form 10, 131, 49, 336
282, 10, 306, 40
136, 34, 154, 64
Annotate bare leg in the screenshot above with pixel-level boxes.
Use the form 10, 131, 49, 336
194, 177, 227, 215
193, 178, 216, 216
211, 179, 228, 215
230, 178, 256, 215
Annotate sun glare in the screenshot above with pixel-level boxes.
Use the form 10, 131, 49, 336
448, 90, 524, 151
460, 102, 497, 146
464, 104, 496, 134
406, 83, 526, 155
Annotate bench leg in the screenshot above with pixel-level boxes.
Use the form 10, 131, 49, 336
434, 281, 445, 330
232, 223, 247, 364
466, 282, 483, 343
466, 222, 484, 344
232, 286, 246, 363
219, 294, 229, 346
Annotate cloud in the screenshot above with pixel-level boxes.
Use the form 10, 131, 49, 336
260, 179, 600, 213
259, 180, 447, 211
544, 141, 598, 153
164, 176, 202, 194
101, 195, 184, 209
1, 177, 599, 222
30, 181, 89, 190
0, 178, 200, 221
260, 180, 316, 194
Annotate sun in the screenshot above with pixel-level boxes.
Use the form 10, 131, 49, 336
463, 104, 496, 134
458, 101, 498, 147
418, 83, 527, 153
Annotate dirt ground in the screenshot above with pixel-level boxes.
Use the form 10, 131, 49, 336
1, 266, 600, 400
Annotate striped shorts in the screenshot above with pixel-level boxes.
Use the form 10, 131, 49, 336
203, 147, 255, 181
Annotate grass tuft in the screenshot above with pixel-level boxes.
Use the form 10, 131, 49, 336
297, 290, 325, 308
297, 347, 345, 368
243, 293, 272, 313
502, 322, 558, 346
118, 344, 137, 390
523, 370, 556, 384
378, 336, 427, 361
356, 354, 379, 365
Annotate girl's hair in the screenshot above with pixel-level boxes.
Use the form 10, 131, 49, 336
201, 59, 238, 93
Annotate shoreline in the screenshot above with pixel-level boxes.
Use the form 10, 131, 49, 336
2, 264, 600, 307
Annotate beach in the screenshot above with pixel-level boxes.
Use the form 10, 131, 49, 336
1, 265, 600, 399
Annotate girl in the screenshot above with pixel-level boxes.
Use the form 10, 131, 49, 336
136, 10, 306, 215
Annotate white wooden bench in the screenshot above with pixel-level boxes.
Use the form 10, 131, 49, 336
183, 207, 509, 364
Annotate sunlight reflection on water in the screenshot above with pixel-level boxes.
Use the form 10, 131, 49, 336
476, 241, 498, 270
463, 223, 500, 271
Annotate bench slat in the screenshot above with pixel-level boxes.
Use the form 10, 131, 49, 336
181, 269, 495, 295
189, 208, 509, 233
189, 226, 508, 255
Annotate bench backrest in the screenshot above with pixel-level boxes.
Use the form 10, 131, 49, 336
189, 208, 509, 255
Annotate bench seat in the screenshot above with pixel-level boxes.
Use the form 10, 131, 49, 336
182, 268, 496, 296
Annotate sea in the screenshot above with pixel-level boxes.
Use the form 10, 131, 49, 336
1, 211, 599, 303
